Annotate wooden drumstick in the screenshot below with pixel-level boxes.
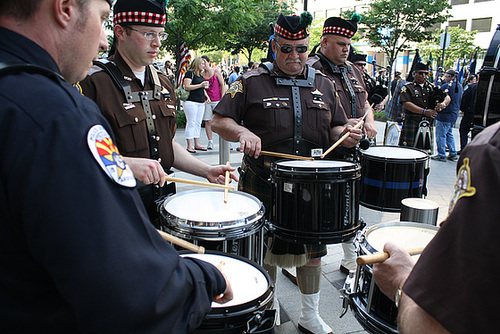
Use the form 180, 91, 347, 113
320, 120, 364, 159
164, 175, 235, 191
260, 150, 315, 161
157, 229, 205, 254
224, 161, 230, 203
237, 147, 314, 161
356, 247, 425, 266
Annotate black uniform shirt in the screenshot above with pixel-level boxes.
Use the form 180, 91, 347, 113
0, 26, 225, 333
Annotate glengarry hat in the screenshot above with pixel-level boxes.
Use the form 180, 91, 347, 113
113, 0, 167, 27
274, 12, 313, 40
322, 13, 361, 38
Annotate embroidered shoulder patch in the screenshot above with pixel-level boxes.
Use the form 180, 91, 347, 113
226, 80, 243, 98
448, 157, 476, 214
401, 86, 407, 93
87, 124, 136, 188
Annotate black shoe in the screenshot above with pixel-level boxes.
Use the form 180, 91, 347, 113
339, 265, 350, 275
431, 155, 447, 162
281, 268, 297, 286
447, 154, 458, 161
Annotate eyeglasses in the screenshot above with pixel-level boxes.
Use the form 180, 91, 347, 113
416, 71, 429, 75
355, 63, 367, 66
126, 26, 168, 41
275, 41, 308, 54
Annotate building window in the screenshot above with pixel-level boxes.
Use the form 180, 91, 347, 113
451, 0, 468, 4
474, 0, 492, 2
471, 17, 492, 32
449, 19, 467, 30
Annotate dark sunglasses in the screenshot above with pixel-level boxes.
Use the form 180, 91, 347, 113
275, 41, 308, 54
416, 71, 429, 75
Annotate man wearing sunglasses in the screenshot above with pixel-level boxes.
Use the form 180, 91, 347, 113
80, 0, 236, 226
398, 62, 449, 152
307, 16, 378, 276
213, 13, 362, 334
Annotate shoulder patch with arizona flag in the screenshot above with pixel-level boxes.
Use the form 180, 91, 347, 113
87, 124, 136, 187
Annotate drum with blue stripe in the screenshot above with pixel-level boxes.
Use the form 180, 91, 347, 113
360, 146, 429, 212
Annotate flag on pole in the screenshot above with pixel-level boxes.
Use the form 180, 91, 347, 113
373, 53, 377, 77
469, 51, 477, 76
458, 58, 466, 84
176, 42, 191, 88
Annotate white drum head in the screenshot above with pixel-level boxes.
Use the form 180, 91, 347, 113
276, 160, 354, 169
181, 253, 268, 308
363, 146, 428, 160
365, 222, 438, 260
401, 198, 439, 210
164, 190, 261, 223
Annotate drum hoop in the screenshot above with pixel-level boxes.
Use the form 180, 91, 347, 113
271, 160, 361, 174
161, 189, 265, 230
179, 250, 273, 313
361, 146, 429, 162
360, 221, 439, 255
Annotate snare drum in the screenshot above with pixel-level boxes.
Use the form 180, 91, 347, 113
348, 221, 439, 334
360, 146, 429, 212
270, 160, 362, 244
182, 252, 275, 334
160, 190, 265, 264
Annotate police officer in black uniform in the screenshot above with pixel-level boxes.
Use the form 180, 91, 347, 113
0, 0, 232, 332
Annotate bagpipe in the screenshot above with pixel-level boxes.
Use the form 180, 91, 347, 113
427, 79, 447, 109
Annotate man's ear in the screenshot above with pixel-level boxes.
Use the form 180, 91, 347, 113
53, 0, 74, 28
114, 25, 127, 42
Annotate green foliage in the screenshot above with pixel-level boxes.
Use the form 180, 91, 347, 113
374, 111, 388, 122
224, 0, 293, 62
309, 17, 325, 51
362, 0, 451, 67
419, 26, 480, 69
164, 0, 260, 73
176, 109, 186, 128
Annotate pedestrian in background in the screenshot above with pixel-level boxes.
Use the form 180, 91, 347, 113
201, 55, 225, 150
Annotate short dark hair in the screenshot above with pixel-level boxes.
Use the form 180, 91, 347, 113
0, 0, 112, 20
201, 55, 211, 63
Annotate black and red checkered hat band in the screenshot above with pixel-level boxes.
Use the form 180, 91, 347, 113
113, 11, 166, 26
322, 26, 355, 38
274, 23, 308, 40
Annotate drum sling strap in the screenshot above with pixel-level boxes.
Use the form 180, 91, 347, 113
262, 62, 315, 155
316, 53, 357, 117
0, 62, 64, 81
92, 60, 162, 161
92, 60, 175, 221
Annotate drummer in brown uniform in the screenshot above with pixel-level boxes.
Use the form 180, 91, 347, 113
306, 15, 378, 275
212, 12, 362, 334
398, 62, 448, 153
80, 0, 236, 226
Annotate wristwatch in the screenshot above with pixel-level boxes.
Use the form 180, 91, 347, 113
395, 286, 403, 308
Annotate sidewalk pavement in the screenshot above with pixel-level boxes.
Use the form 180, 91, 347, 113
171, 121, 459, 334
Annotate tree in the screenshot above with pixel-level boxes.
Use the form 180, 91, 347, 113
420, 26, 481, 70
163, 0, 260, 81
224, 0, 292, 63
362, 0, 452, 70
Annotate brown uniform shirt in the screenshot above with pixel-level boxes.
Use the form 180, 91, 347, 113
307, 54, 368, 118
398, 81, 435, 148
80, 52, 178, 170
404, 122, 500, 333
214, 62, 347, 152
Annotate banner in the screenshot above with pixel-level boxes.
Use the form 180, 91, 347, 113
176, 42, 191, 88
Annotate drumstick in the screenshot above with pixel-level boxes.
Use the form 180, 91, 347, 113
356, 247, 425, 266
224, 161, 230, 203
217, 261, 225, 269
260, 150, 315, 161
320, 120, 364, 159
164, 175, 235, 191
157, 229, 205, 254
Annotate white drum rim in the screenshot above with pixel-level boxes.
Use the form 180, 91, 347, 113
272, 159, 360, 173
401, 197, 439, 210
162, 189, 264, 231
360, 221, 439, 255
180, 252, 271, 309
361, 146, 428, 160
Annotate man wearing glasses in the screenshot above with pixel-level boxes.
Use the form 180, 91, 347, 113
80, 0, 236, 226
213, 13, 362, 334
398, 62, 448, 151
